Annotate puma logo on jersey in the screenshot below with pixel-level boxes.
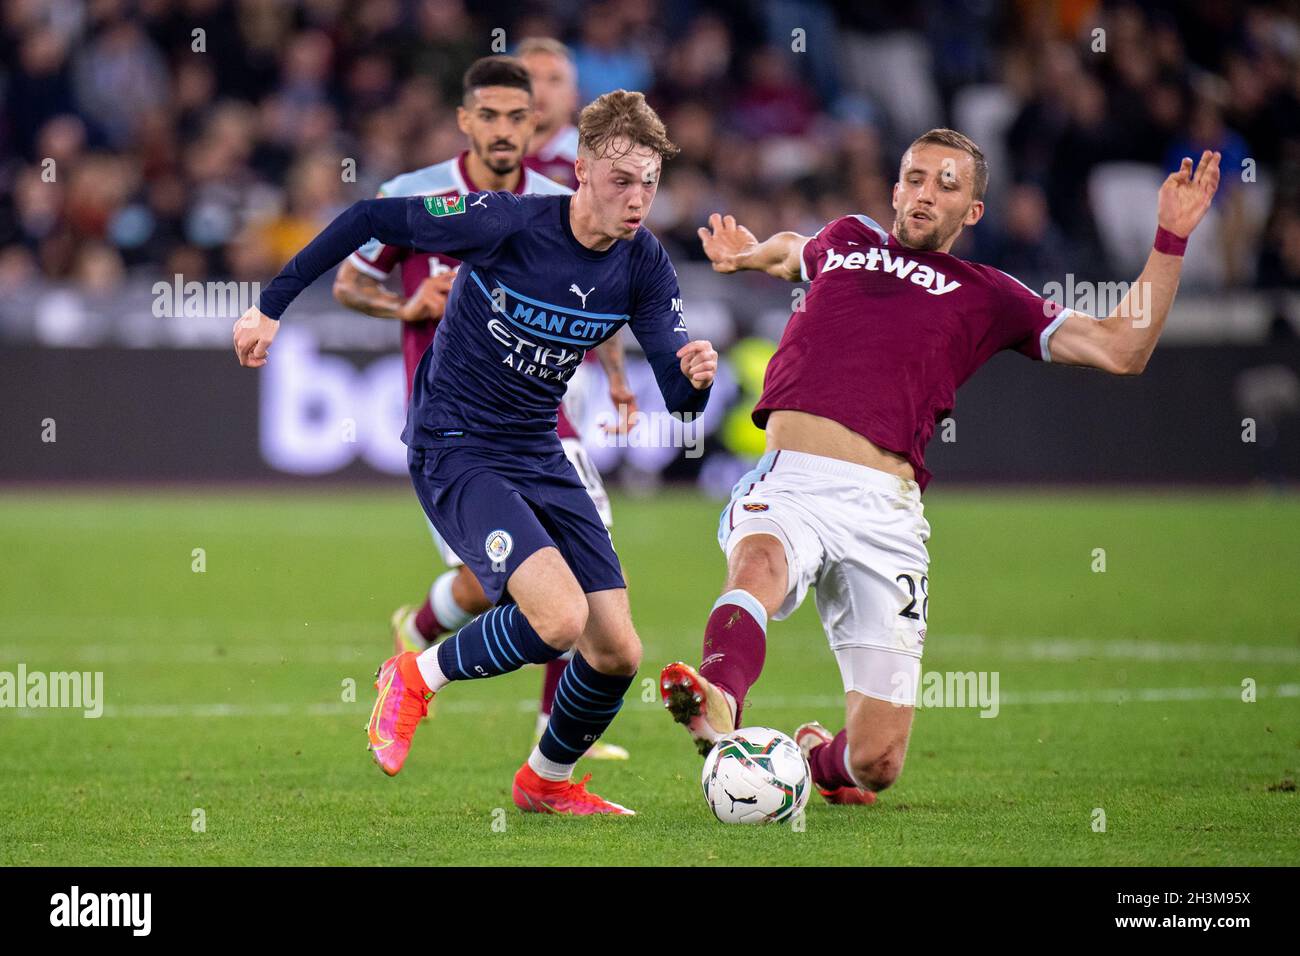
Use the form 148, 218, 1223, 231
821, 247, 961, 296
470, 194, 489, 209
568, 283, 595, 308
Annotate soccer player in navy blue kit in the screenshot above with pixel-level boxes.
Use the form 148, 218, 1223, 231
234, 91, 717, 815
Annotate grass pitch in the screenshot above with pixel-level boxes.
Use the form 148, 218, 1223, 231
0, 487, 1296, 866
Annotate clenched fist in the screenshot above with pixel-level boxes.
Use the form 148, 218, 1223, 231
232, 306, 279, 368
677, 340, 717, 390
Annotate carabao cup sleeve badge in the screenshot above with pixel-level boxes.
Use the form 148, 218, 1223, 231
424, 194, 466, 217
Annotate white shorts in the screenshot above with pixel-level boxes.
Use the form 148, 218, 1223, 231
717, 449, 931, 706
426, 437, 613, 568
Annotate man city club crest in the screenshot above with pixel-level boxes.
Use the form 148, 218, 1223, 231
424, 195, 466, 217
485, 529, 513, 564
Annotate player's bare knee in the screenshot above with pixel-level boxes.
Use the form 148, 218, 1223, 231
537, 605, 588, 650
548, 600, 590, 647
591, 637, 640, 676
848, 745, 904, 792
613, 629, 643, 674
726, 537, 786, 605
580, 616, 641, 675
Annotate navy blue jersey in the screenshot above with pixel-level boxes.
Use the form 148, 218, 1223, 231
258, 192, 710, 451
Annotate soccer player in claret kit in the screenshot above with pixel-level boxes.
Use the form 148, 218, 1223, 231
661, 129, 1221, 805
331, 55, 632, 760
518, 37, 580, 192
234, 91, 717, 815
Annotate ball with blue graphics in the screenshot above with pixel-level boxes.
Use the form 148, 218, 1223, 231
701, 727, 811, 824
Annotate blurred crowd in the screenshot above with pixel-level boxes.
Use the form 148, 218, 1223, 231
2, 0, 1299, 304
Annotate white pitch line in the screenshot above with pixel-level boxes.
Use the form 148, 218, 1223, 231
4, 615, 1298, 662
1, 632, 1297, 666
0, 645, 377, 664
951, 634, 1300, 665
3, 684, 1296, 720
996, 683, 1299, 705
0, 617, 376, 641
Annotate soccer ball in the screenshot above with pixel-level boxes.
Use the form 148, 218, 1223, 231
701, 727, 811, 824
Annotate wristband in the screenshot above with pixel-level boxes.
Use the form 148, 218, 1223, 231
1154, 226, 1187, 256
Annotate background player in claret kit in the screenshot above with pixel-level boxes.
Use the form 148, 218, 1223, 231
234, 91, 717, 815
661, 129, 1222, 805
331, 54, 633, 760
519, 37, 580, 191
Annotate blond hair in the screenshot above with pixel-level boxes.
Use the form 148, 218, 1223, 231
578, 90, 679, 162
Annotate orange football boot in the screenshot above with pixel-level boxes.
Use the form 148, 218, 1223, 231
511, 764, 635, 815
366, 652, 434, 776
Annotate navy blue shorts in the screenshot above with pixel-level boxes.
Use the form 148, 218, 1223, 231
408, 443, 625, 604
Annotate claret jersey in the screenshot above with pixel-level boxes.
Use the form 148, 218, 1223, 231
524, 124, 580, 191
753, 214, 1073, 489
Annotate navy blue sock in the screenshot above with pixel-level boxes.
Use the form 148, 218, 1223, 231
436, 604, 562, 681
538, 652, 633, 764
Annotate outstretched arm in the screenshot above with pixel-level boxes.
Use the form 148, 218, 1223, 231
262, 198, 430, 319
235, 197, 426, 367
1047, 150, 1221, 375
235, 192, 517, 367
698, 213, 809, 282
